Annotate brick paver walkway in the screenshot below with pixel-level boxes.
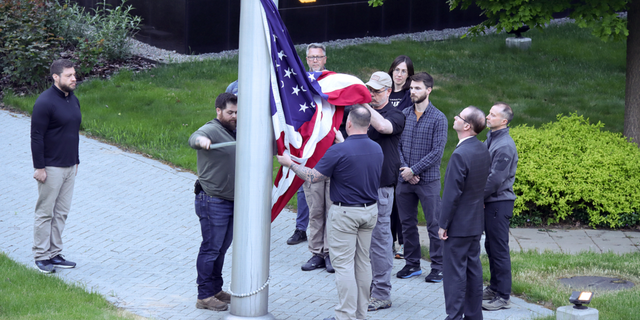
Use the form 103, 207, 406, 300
1, 109, 554, 319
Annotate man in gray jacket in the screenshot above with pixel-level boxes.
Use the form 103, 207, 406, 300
189, 93, 237, 312
481, 102, 519, 311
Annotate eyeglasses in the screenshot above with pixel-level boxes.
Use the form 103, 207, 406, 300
368, 87, 387, 94
307, 55, 325, 61
393, 68, 407, 75
455, 113, 470, 124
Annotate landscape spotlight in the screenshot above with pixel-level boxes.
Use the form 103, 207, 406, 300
569, 291, 593, 309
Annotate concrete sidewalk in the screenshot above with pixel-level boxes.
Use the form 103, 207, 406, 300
418, 226, 640, 256
2, 109, 635, 320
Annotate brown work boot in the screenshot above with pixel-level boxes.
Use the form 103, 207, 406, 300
214, 290, 232, 304
196, 296, 228, 311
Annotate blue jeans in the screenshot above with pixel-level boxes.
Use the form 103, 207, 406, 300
195, 191, 234, 299
296, 186, 309, 231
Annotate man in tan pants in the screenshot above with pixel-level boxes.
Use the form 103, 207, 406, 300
278, 105, 383, 320
301, 42, 334, 272
31, 59, 81, 273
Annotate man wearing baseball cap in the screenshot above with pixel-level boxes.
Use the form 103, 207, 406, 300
362, 71, 406, 311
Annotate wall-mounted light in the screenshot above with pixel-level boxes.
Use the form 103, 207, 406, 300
299, 0, 317, 3
569, 291, 593, 310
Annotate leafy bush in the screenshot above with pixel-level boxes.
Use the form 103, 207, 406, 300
0, 0, 63, 87
0, 0, 141, 90
55, 0, 142, 61
511, 113, 640, 228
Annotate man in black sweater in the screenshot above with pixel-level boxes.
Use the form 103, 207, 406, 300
31, 59, 81, 273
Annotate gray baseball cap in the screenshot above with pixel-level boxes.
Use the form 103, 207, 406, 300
366, 71, 392, 90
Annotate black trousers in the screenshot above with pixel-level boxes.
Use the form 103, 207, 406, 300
390, 187, 403, 245
443, 235, 483, 320
396, 180, 443, 270
484, 200, 514, 300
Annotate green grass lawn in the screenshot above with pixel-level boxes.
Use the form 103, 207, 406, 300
0, 252, 140, 320
3, 22, 626, 214
502, 251, 640, 320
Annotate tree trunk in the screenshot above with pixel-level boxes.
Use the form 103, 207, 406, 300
624, 0, 640, 146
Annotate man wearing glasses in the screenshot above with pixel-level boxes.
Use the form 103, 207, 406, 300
300, 42, 335, 273
306, 43, 327, 72
396, 72, 448, 282
360, 72, 405, 311
439, 106, 491, 320
287, 43, 331, 246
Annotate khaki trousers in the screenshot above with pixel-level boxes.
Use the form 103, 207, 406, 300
303, 179, 332, 256
33, 166, 76, 261
327, 203, 377, 320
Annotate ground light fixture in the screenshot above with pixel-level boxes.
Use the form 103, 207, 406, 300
569, 291, 593, 309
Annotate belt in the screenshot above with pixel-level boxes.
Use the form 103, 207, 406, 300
333, 201, 376, 207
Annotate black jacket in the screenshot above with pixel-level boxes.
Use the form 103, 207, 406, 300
439, 137, 491, 237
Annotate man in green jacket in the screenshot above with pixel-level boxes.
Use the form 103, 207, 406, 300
188, 92, 237, 312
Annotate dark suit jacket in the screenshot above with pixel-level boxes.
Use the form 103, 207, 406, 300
439, 136, 491, 237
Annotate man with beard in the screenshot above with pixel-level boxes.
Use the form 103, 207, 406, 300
31, 59, 82, 273
189, 92, 237, 311
361, 71, 405, 311
395, 72, 448, 282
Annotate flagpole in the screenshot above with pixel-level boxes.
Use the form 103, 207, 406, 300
224, 0, 276, 318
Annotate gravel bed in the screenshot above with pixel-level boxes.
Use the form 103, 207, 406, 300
129, 17, 577, 64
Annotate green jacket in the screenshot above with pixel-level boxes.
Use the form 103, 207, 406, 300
189, 119, 236, 201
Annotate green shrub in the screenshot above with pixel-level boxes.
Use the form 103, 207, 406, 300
511, 113, 640, 228
0, 0, 63, 88
56, 0, 142, 61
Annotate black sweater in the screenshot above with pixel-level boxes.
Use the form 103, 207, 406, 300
30, 85, 82, 169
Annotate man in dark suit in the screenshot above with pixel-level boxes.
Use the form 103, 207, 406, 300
438, 106, 491, 320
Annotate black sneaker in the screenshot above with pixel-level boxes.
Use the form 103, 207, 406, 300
287, 229, 307, 245
396, 265, 422, 279
301, 255, 325, 271
50, 254, 76, 269
325, 255, 335, 273
34, 260, 55, 273
424, 269, 443, 282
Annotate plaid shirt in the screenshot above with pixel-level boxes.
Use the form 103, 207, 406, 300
398, 102, 448, 184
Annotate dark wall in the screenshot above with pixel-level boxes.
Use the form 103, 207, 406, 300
72, 0, 484, 54
279, 0, 484, 44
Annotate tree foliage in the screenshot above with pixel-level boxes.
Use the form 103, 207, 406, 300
370, 0, 639, 146
446, 0, 629, 42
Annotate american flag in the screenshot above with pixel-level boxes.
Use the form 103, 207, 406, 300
260, 0, 371, 220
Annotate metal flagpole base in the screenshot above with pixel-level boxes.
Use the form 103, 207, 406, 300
223, 314, 276, 320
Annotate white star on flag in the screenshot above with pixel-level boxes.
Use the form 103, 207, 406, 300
262, 0, 371, 221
